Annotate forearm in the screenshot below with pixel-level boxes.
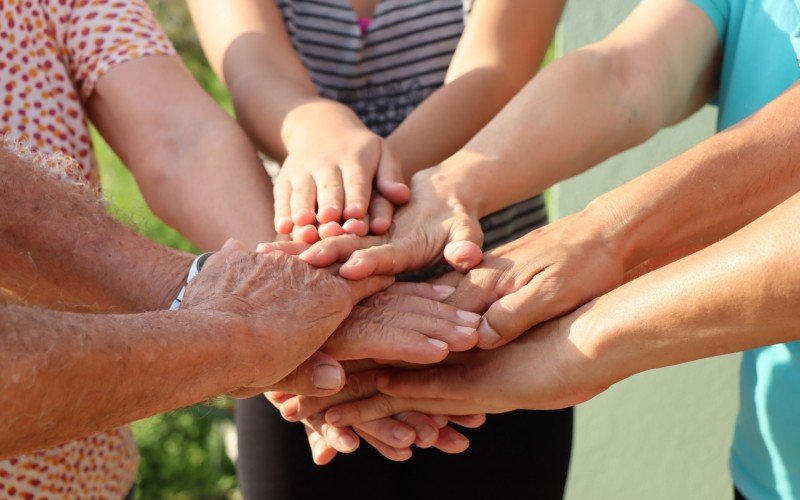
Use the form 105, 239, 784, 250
429, 0, 718, 217
0, 141, 189, 312
595, 82, 800, 271
387, 69, 542, 181
88, 56, 277, 250
577, 190, 800, 387
387, 0, 564, 180
0, 306, 246, 458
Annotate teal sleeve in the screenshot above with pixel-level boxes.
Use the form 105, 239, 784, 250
688, 0, 728, 43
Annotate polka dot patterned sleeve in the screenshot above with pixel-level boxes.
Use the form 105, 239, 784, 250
64, 0, 176, 101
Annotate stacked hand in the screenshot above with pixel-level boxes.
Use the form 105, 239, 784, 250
274, 101, 410, 243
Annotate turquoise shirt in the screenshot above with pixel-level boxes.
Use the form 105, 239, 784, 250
688, 0, 800, 497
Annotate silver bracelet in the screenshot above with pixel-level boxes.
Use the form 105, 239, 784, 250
169, 252, 214, 311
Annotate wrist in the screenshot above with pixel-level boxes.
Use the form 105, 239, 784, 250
151, 251, 195, 311
282, 99, 364, 152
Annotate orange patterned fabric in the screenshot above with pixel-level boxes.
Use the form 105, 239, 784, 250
0, 0, 176, 497
0, 0, 175, 184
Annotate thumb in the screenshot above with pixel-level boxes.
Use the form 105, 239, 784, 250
270, 352, 346, 396
477, 272, 566, 349
346, 275, 395, 304
375, 142, 410, 205
221, 237, 246, 251
443, 215, 484, 272
377, 365, 464, 400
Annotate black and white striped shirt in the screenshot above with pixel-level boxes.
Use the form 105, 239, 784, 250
277, 0, 548, 265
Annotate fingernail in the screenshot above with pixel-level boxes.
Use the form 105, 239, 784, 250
478, 320, 502, 347
347, 258, 362, 268
281, 400, 299, 420
456, 310, 481, 323
299, 247, 321, 260
393, 427, 414, 444
432, 285, 455, 299
417, 425, 436, 444
255, 242, 272, 253
337, 434, 358, 451
327, 409, 342, 425
455, 326, 476, 336
221, 237, 236, 249
427, 338, 448, 350
312, 364, 342, 390
431, 415, 448, 428
449, 433, 469, 447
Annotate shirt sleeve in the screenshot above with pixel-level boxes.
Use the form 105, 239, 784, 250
64, 0, 177, 101
687, 0, 728, 44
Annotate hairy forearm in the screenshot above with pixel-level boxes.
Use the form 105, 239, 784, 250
0, 142, 189, 312
0, 305, 245, 458
596, 82, 800, 271
578, 190, 800, 387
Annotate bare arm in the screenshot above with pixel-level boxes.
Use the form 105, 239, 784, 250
442, 0, 720, 217
0, 140, 189, 312
87, 55, 277, 250
387, 0, 565, 178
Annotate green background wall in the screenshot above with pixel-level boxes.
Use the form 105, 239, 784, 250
555, 2, 742, 498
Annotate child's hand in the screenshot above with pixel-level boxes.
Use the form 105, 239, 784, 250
274, 107, 410, 239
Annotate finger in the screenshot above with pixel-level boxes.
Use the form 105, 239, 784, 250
341, 163, 372, 220
375, 142, 410, 205
393, 412, 440, 448
345, 306, 477, 353
292, 224, 320, 244
274, 178, 293, 234
290, 175, 318, 227
345, 275, 395, 304
478, 270, 567, 349
342, 217, 370, 237
299, 234, 384, 268
265, 391, 293, 406
313, 168, 345, 224
269, 352, 345, 396
318, 221, 346, 239
359, 292, 481, 328
323, 323, 449, 364
256, 241, 311, 255
448, 414, 487, 429
385, 282, 455, 301
442, 214, 484, 272
338, 242, 418, 280
368, 194, 395, 235
305, 411, 360, 456
353, 427, 413, 462
351, 417, 415, 449
377, 365, 466, 401
432, 425, 470, 454
305, 425, 339, 466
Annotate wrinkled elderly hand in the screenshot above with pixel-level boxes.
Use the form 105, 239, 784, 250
182, 239, 392, 397
295, 166, 485, 279
279, 310, 611, 426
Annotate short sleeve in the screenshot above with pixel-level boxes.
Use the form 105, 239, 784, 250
65, 0, 177, 101
688, 0, 729, 43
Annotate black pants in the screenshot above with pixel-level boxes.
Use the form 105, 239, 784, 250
236, 396, 573, 499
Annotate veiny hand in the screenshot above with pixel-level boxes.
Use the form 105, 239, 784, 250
297, 166, 485, 278
437, 210, 626, 349
274, 103, 409, 241
282, 312, 611, 426
322, 282, 481, 363
182, 238, 392, 395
